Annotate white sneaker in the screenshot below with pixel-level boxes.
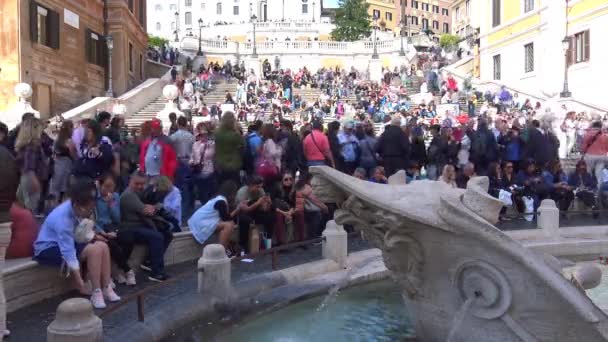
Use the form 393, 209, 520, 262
103, 285, 121, 302
109, 279, 117, 289
125, 270, 137, 286
91, 289, 107, 309
115, 273, 127, 285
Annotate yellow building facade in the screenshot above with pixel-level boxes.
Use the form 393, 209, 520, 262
367, 0, 398, 33
477, 0, 608, 108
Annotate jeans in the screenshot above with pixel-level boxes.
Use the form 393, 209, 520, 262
307, 160, 326, 167
175, 161, 194, 221
193, 173, 216, 206
118, 227, 172, 275
584, 154, 608, 190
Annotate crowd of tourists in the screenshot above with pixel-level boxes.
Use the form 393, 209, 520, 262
1, 58, 607, 311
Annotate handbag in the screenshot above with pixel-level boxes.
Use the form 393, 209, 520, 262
191, 141, 209, 174
255, 158, 279, 180
74, 218, 95, 244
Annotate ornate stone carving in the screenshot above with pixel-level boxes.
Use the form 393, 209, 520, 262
309, 166, 608, 341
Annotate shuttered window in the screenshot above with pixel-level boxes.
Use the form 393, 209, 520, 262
29, 1, 60, 49
493, 54, 501, 80
492, 0, 501, 28
567, 30, 590, 66
524, 43, 534, 73
85, 29, 105, 67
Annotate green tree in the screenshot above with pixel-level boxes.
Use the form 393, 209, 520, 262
331, 0, 371, 42
439, 33, 461, 51
148, 35, 169, 49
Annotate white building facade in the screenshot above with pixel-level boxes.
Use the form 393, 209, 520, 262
148, 0, 323, 41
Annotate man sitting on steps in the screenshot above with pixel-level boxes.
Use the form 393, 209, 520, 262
119, 171, 172, 282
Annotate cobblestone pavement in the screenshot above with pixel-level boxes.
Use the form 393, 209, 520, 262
8, 237, 371, 342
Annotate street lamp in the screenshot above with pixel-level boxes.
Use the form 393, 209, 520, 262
399, 14, 408, 56
372, 16, 379, 59
197, 18, 204, 56
174, 12, 179, 42
313, 1, 316, 22
560, 36, 572, 98
105, 35, 114, 97
251, 14, 258, 58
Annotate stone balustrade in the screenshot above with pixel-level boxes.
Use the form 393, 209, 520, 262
189, 37, 409, 56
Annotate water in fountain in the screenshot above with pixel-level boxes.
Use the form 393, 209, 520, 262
446, 298, 475, 342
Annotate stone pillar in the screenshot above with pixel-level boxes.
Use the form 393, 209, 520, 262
537, 199, 559, 238
369, 59, 383, 83
0, 222, 11, 340
322, 220, 347, 269
197, 244, 231, 301
47, 298, 102, 342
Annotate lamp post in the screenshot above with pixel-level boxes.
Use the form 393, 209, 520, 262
197, 18, 204, 56
251, 14, 258, 58
399, 13, 407, 56
560, 36, 572, 98
372, 16, 379, 59
105, 35, 114, 97
313, 1, 316, 22
174, 11, 179, 42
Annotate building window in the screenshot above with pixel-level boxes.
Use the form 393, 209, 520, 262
216, 2, 222, 15
443, 23, 449, 33
129, 43, 134, 73
385, 12, 392, 21
85, 29, 104, 67
372, 9, 380, 19
569, 30, 590, 64
139, 54, 144, 80
411, 1, 418, 9
234, 5, 240, 15
411, 16, 418, 25
524, 0, 534, 13
492, 0, 501, 27
524, 43, 534, 72
170, 4, 177, 11
128, 0, 134, 12
185, 0, 192, 6
422, 3, 429, 11
185, 12, 192, 25
401, 0, 406, 7
466, 0, 471, 16
442, 8, 448, 16
302, 4, 308, 14
155, 4, 162, 11
29, 2, 60, 49
201, 3, 205, 10
456, 6, 460, 20
156, 22, 161, 30
432, 20, 439, 30
422, 18, 428, 30
433, 5, 439, 13
493, 54, 501, 80
138, 0, 145, 25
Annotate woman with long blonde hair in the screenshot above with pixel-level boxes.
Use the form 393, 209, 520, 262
15, 117, 48, 213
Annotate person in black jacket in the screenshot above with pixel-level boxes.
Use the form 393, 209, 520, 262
376, 116, 410, 177
523, 120, 559, 168
278, 120, 306, 175
469, 119, 498, 176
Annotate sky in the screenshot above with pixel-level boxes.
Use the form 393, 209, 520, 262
324, 0, 340, 8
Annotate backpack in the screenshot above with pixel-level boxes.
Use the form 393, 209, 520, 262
242, 134, 256, 175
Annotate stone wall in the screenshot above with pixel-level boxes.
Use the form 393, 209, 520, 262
145, 60, 171, 79
0, 1, 20, 115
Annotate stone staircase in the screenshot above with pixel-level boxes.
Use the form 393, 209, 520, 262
124, 96, 167, 130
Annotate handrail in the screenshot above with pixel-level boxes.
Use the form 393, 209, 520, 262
98, 232, 359, 322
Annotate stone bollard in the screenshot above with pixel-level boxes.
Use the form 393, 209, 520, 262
322, 220, 348, 269
387, 170, 407, 185
47, 298, 102, 342
537, 199, 559, 238
198, 244, 231, 301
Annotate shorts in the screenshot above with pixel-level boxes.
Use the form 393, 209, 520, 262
34, 243, 87, 267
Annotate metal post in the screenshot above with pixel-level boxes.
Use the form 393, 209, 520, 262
372, 18, 379, 59
197, 18, 203, 56
105, 35, 114, 97
399, 13, 406, 56
252, 15, 258, 58
560, 2, 571, 98
174, 11, 179, 42
313, 1, 316, 22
